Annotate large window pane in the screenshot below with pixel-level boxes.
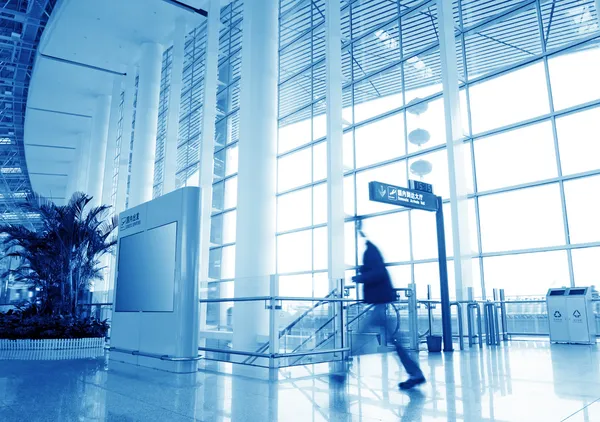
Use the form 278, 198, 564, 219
345, 221, 356, 268
313, 142, 327, 182
221, 245, 236, 280
278, 147, 311, 192
412, 201, 477, 260
572, 247, 600, 287
279, 274, 313, 297
277, 188, 312, 232
344, 175, 355, 216
277, 230, 312, 273
278, 109, 312, 154
388, 265, 411, 290
474, 121, 557, 191
478, 184, 565, 252
313, 227, 328, 271
222, 211, 236, 244
224, 177, 237, 209
353, 66, 403, 123
356, 161, 407, 216
483, 251, 570, 296
313, 183, 327, 225
360, 212, 411, 263
469, 62, 549, 134
564, 175, 600, 244
549, 40, 600, 111
414, 261, 456, 301
556, 107, 600, 175
355, 113, 405, 169
343, 130, 354, 171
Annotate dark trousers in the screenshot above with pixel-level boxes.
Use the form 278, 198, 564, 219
357, 304, 423, 378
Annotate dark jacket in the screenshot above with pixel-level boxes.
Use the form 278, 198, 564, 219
355, 241, 396, 304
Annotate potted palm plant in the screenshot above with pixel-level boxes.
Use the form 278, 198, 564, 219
0, 192, 117, 355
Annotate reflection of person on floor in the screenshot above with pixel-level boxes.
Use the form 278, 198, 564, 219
352, 228, 426, 390
400, 389, 427, 421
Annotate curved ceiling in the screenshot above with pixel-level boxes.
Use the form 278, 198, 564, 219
24, 0, 209, 206
0, 0, 56, 227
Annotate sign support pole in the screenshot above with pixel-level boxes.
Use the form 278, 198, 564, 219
435, 196, 453, 352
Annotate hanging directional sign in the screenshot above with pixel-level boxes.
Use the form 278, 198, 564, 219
369, 181, 438, 212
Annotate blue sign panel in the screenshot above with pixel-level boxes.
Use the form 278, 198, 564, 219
369, 181, 438, 212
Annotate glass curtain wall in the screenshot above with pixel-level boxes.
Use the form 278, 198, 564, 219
276, 0, 332, 297
277, 0, 463, 299
124, 74, 139, 210
177, 25, 208, 188
207, 0, 243, 288
458, 0, 600, 298
110, 90, 125, 212
152, 47, 173, 198
277, 0, 600, 300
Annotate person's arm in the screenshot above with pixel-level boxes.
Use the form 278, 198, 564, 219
353, 267, 386, 284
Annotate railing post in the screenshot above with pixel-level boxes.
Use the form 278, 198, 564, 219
492, 289, 501, 344
450, 302, 464, 350
467, 287, 475, 347
337, 278, 347, 362
499, 289, 508, 341
474, 303, 483, 348
427, 284, 433, 335
269, 275, 279, 369
408, 283, 419, 351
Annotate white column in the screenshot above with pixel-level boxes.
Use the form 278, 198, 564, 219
77, 132, 91, 194
163, 18, 187, 194
115, 66, 137, 214
128, 42, 164, 207
66, 142, 82, 200
437, 0, 472, 301
102, 77, 124, 206
325, 0, 345, 285
87, 95, 111, 208
199, 0, 221, 331
232, 0, 278, 353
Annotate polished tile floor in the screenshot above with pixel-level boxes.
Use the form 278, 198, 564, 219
0, 341, 599, 421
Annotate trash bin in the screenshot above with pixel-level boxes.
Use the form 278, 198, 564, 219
426, 335, 442, 352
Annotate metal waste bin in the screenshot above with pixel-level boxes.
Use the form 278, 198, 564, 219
565, 287, 596, 344
547, 288, 569, 343
547, 287, 596, 344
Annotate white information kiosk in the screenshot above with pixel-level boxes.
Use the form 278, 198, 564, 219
110, 187, 201, 373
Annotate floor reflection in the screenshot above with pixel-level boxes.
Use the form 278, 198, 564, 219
0, 341, 599, 421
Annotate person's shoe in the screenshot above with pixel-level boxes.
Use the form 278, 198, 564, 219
398, 376, 426, 390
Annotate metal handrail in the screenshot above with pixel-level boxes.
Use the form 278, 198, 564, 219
417, 299, 465, 350
467, 302, 483, 348
243, 289, 338, 365
109, 346, 203, 362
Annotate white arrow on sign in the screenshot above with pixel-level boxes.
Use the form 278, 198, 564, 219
378, 185, 386, 198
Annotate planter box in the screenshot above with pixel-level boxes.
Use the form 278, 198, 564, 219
0, 337, 105, 351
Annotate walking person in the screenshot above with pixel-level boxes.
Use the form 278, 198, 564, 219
352, 227, 426, 390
